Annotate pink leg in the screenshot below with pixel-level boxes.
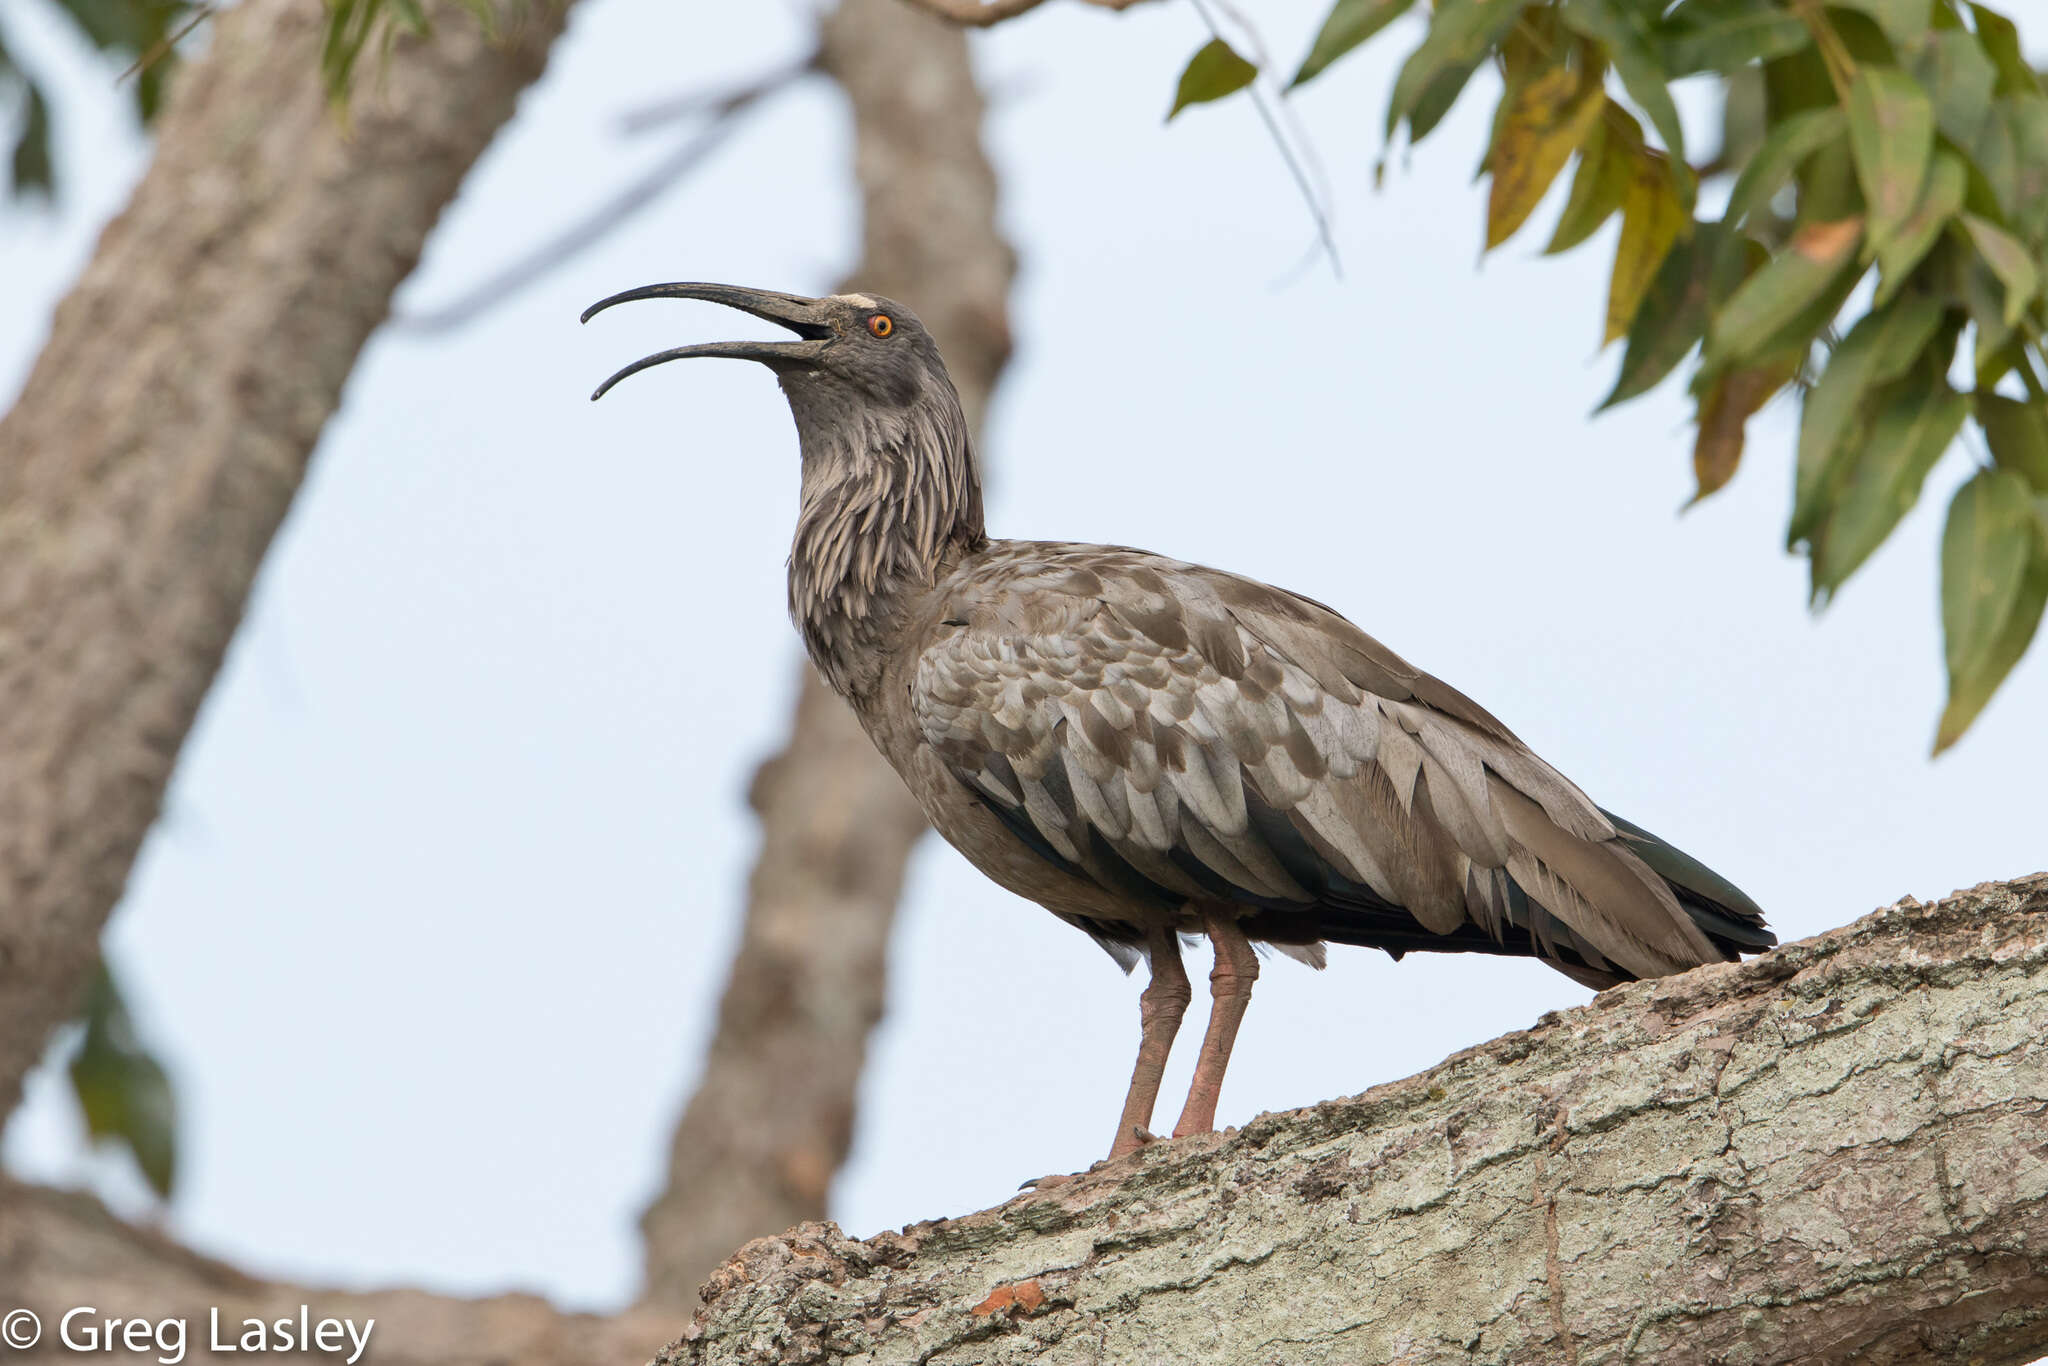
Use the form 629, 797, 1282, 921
1108, 923, 1191, 1160
1172, 910, 1259, 1139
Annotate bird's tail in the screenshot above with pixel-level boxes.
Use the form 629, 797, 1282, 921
1599, 808, 1776, 960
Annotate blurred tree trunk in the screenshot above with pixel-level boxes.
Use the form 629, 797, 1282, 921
0, 0, 574, 1119
634, 0, 1016, 1310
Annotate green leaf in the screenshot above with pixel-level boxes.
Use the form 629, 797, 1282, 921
1660, 0, 1812, 76
1561, 0, 1687, 163
321, 0, 438, 107
1909, 27, 1998, 149
1486, 63, 1608, 247
66, 962, 178, 1200
1707, 217, 1864, 365
1725, 105, 1847, 220
1968, 94, 2022, 215
1601, 220, 1759, 406
1976, 392, 2048, 491
1833, 0, 1935, 47
1962, 256, 2019, 373
2001, 93, 2048, 241
1386, 0, 1527, 141
1606, 153, 1690, 343
1847, 65, 1936, 257
1959, 212, 2041, 326
1714, 63, 1770, 174
1935, 465, 2048, 751
1169, 38, 1258, 119
1294, 0, 1419, 86
1790, 292, 1946, 542
1874, 150, 1966, 300
1811, 376, 1969, 595
1546, 105, 1640, 252
1967, 2, 2042, 96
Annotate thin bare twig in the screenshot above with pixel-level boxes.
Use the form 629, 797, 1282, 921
1190, 0, 1341, 279
896, 0, 1157, 28
619, 56, 814, 135
117, 4, 218, 87
394, 60, 812, 333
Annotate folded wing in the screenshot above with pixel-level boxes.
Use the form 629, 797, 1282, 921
911, 546, 1771, 987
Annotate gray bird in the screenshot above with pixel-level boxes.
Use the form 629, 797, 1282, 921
585, 283, 1775, 1160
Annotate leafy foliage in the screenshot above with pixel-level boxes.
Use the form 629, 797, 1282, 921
319, 0, 499, 107
1169, 37, 1257, 119
2, 0, 200, 200
1175, 0, 2048, 752
67, 961, 179, 1199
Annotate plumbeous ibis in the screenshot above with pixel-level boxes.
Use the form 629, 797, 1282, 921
584, 283, 1775, 1160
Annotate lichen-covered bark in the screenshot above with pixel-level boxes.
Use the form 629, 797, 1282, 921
0, 0, 571, 1118
636, 0, 1015, 1308
664, 876, 2048, 1366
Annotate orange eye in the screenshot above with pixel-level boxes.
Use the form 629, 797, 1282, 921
867, 314, 894, 338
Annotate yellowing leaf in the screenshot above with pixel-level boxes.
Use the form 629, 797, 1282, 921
1846, 65, 1935, 257
1605, 154, 1688, 343
1559, 0, 1687, 163
1935, 465, 2048, 752
1486, 63, 1608, 249
1169, 38, 1258, 120
1545, 105, 1639, 254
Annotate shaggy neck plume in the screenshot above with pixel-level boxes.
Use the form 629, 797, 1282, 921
783, 375, 985, 698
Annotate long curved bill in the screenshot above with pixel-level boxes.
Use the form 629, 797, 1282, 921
581, 282, 833, 400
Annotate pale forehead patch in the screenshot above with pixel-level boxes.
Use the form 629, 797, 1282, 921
835, 292, 880, 309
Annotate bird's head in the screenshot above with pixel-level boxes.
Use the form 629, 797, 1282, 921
583, 282, 986, 669
582, 282, 955, 436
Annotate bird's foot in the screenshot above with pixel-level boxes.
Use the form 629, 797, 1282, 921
1104, 1124, 1161, 1163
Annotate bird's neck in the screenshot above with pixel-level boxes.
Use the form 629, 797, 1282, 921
787, 398, 985, 698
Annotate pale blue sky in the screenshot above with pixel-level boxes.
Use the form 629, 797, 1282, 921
4, 0, 2043, 1313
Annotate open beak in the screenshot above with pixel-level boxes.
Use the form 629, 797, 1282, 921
581, 282, 833, 400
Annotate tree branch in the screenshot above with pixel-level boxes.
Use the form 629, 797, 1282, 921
0, 0, 575, 1120
661, 875, 2048, 1365
633, 0, 1016, 1309
895, 0, 1157, 29
396, 58, 815, 334
0, 1176, 676, 1366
